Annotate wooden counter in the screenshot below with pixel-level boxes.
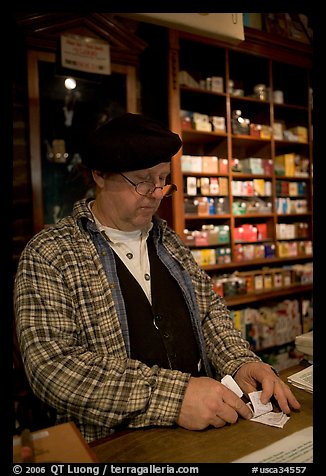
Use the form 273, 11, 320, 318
91, 365, 313, 463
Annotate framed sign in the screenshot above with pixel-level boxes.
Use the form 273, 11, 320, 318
60, 34, 111, 76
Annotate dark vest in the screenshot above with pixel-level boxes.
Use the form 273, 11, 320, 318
113, 235, 203, 376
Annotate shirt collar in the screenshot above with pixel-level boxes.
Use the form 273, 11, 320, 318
88, 200, 153, 244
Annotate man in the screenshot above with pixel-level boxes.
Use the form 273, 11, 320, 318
14, 113, 300, 443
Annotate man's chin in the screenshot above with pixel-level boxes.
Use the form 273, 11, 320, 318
134, 213, 153, 228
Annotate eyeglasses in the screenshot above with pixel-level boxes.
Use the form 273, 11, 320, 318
119, 173, 177, 197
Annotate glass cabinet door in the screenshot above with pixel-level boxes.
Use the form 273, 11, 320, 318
28, 50, 138, 232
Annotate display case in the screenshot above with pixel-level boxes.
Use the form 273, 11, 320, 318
28, 51, 139, 231
21, 13, 147, 232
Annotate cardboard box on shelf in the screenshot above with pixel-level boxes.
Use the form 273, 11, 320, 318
202, 155, 218, 173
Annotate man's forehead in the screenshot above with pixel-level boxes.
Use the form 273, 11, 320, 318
132, 162, 171, 175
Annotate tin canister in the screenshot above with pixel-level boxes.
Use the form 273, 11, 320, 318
273, 90, 284, 104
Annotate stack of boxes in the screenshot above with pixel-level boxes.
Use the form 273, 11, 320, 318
230, 299, 302, 359
180, 110, 226, 133
212, 262, 313, 299
187, 224, 231, 266
181, 155, 228, 174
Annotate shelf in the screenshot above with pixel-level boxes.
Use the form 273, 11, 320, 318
182, 171, 229, 177
168, 27, 313, 318
224, 283, 313, 307
273, 103, 308, 112
181, 129, 227, 143
275, 176, 310, 181
233, 213, 273, 219
202, 254, 313, 272
185, 214, 231, 220
232, 173, 272, 179
231, 134, 271, 143
180, 85, 226, 98
276, 213, 312, 217
230, 95, 270, 104
168, 27, 313, 368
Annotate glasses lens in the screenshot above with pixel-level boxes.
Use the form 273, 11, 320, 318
135, 182, 177, 197
136, 182, 155, 196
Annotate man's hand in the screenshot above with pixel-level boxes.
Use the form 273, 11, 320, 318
176, 376, 253, 430
234, 361, 301, 414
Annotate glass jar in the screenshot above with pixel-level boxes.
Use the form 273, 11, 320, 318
253, 84, 267, 100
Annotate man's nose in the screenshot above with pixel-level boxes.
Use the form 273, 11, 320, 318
151, 186, 164, 198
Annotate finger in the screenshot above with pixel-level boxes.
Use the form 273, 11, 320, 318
222, 392, 253, 420
211, 415, 227, 429
216, 406, 239, 424
285, 387, 301, 410
272, 381, 301, 413
234, 399, 253, 420
259, 377, 276, 405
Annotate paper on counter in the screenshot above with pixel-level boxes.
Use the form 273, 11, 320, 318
295, 331, 313, 360
247, 390, 289, 428
248, 390, 273, 417
221, 376, 290, 428
249, 406, 290, 428
288, 365, 313, 393
232, 426, 313, 463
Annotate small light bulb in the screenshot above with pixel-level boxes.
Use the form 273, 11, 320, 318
65, 77, 77, 90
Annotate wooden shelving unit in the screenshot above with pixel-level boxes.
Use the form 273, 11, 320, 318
167, 26, 313, 366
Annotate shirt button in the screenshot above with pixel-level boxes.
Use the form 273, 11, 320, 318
153, 315, 161, 330
126, 253, 133, 259
144, 273, 150, 281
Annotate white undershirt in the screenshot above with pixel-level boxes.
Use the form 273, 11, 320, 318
89, 202, 152, 303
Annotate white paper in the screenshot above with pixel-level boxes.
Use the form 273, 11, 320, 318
221, 377, 290, 428
288, 365, 313, 393
221, 374, 243, 398
248, 390, 273, 417
233, 426, 313, 463
250, 409, 290, 428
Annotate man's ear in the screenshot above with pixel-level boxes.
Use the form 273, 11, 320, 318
92, 170, 106, 187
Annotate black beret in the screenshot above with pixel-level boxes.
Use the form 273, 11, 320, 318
82, 113, 182, 172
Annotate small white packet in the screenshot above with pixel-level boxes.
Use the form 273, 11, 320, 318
248, 390, 273, 417
221, 374, 243, 398
251, 411, 290, 428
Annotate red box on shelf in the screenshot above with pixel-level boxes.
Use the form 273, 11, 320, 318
194, 231, 209, 246
256, 223, 267, 240
218, 158, 229, 174
242, 224, 258, 242
234, 226, 244, 242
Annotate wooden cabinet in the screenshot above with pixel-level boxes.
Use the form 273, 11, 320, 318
28, 51, 139, 232
168, 27, 313, 368
17, 13, 147, 232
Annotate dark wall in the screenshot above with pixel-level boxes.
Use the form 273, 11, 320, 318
136, 22, 170, 125
13, 22, 34, 273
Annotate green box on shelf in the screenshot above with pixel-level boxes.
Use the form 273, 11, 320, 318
217, 225, 230, 244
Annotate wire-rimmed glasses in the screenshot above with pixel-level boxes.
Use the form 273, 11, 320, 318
119, 173, 177, 197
